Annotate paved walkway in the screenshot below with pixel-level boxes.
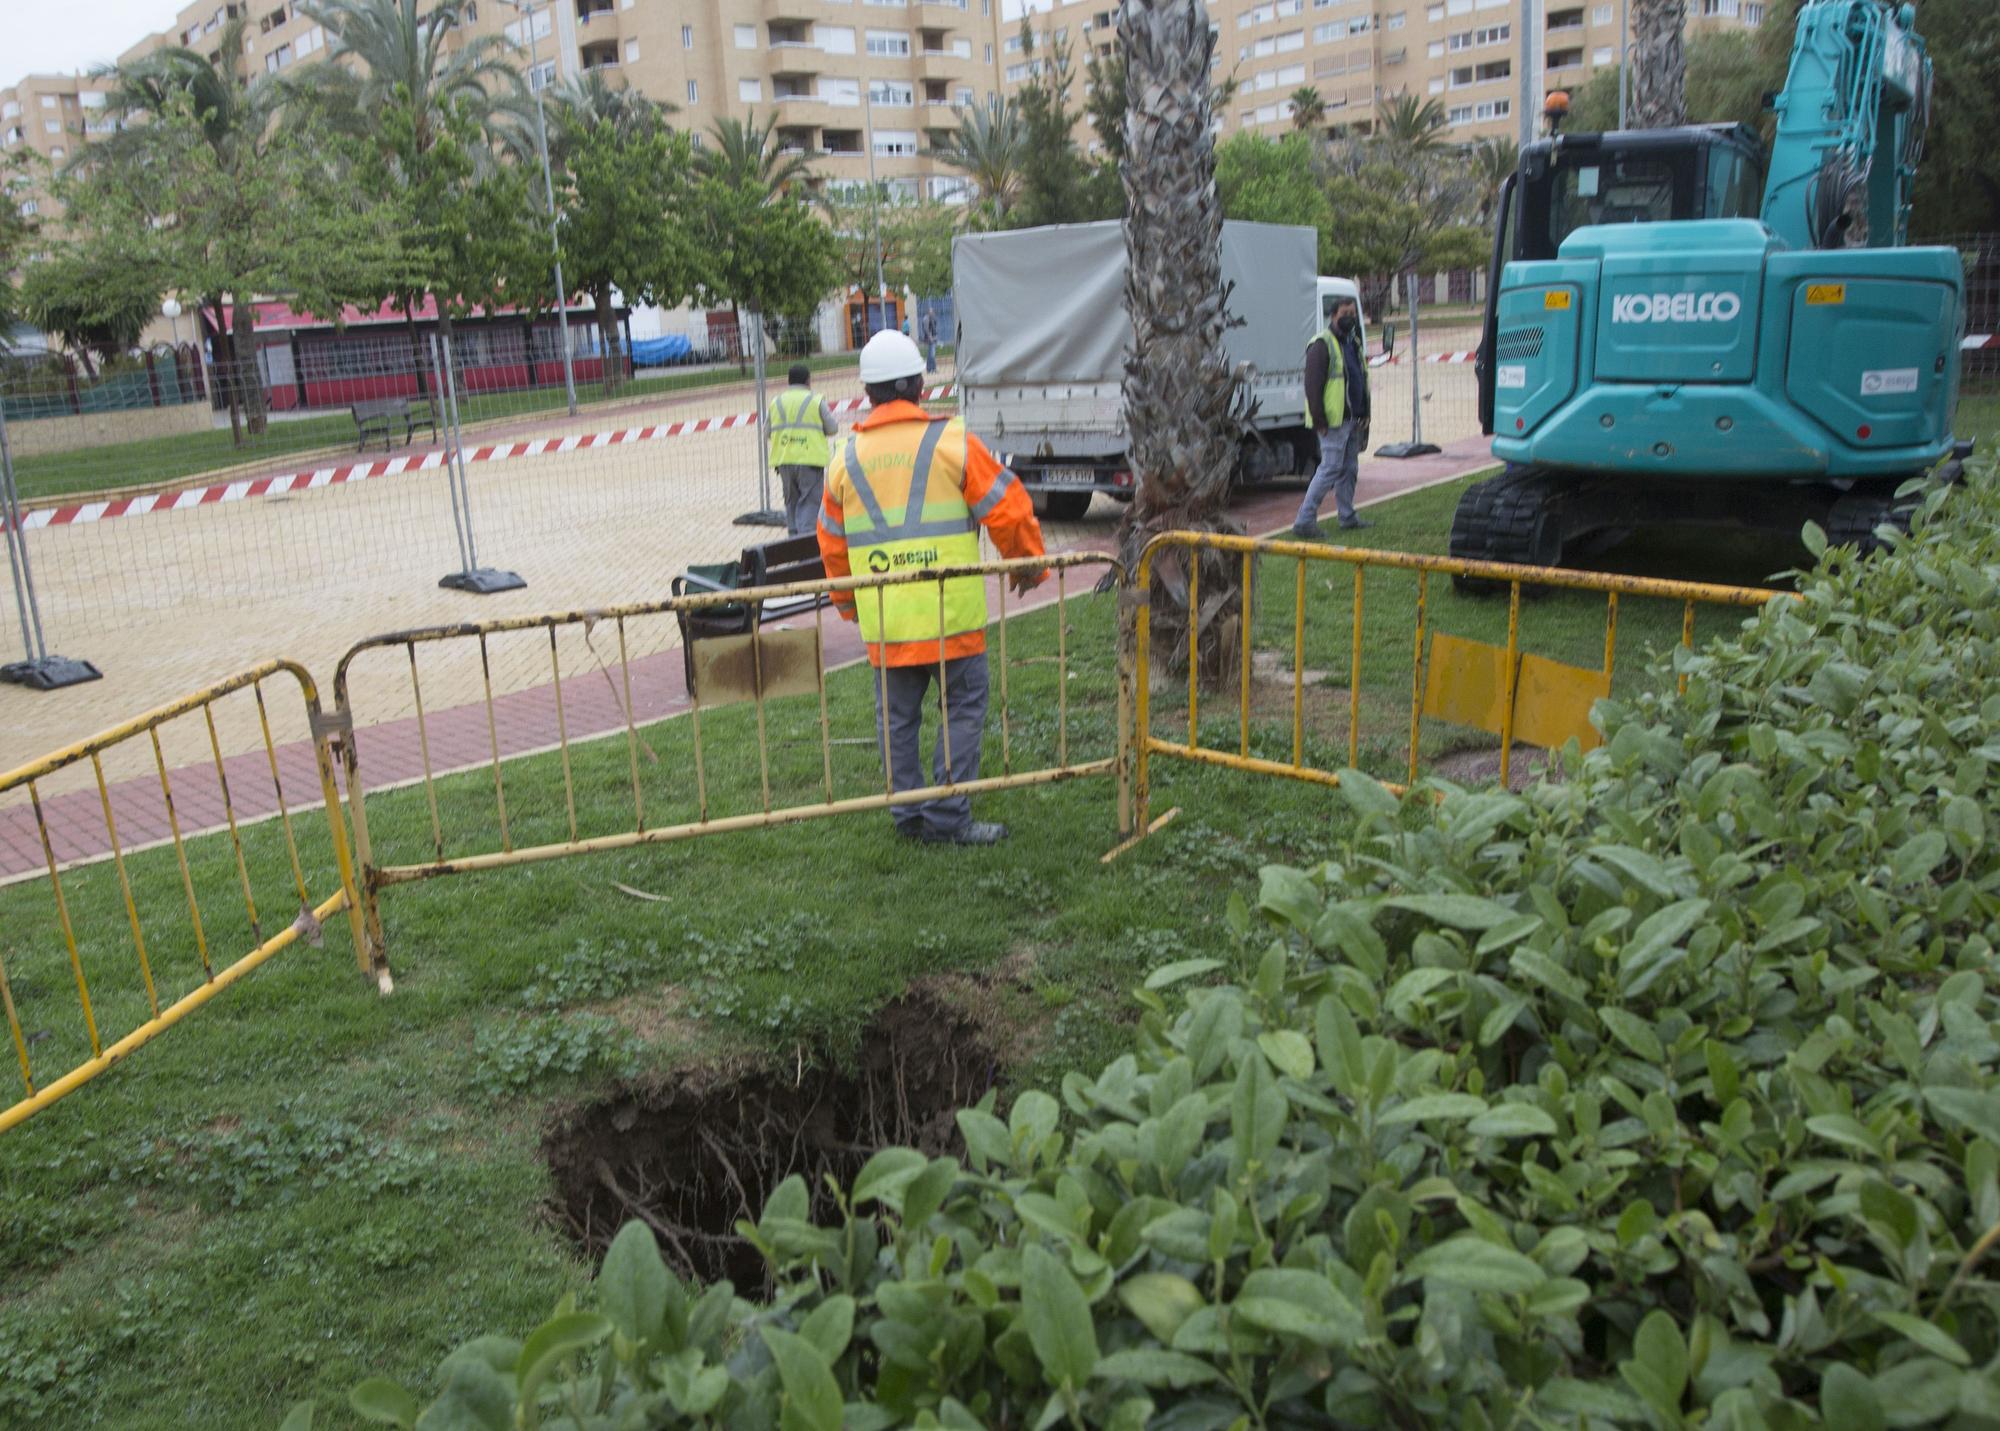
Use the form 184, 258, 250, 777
0, 437, 1489, 883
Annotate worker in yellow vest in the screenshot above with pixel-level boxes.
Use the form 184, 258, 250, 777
767, 362, 840, 536
1292, 298, 1372, 536
816, 331, 1047, 845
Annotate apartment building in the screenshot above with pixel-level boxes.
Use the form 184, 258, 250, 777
1003, 0, 1767, 145
45, 0, 1002, 203
1, 72, 122, 226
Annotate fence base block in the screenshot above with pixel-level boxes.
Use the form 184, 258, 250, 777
438, 568, 527, 595
0, 655, 103, 691
1374, 441, 1442, 459
732, 508, 786, 528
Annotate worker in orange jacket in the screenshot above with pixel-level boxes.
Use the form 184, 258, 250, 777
817, 330, 1046, 845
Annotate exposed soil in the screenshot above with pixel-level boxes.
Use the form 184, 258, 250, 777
1430, 743, 1559, 790
544, 991, 997, 1289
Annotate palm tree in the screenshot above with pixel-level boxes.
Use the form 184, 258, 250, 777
933, 95, 1028, 220
546, 71, 669, 151
300, 0, 525, 160
1289, 86, 1326, 132
696, 112, 816, 198
1376, 93, 1451, 156
1114, 0, 1245, 696
87, 17, 287, 438
1469, 135, 1518, 221
1630, 0, 1689, 128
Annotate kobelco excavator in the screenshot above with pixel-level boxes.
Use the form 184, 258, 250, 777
1450, 0, 1971, 573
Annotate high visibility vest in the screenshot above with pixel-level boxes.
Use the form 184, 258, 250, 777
767, 388, 830, 468
837, 418, 986, 650
1315, 327, 1347, 428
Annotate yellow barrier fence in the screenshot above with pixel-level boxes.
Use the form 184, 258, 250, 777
1128, 533, 1788, 835
0, 661, 364, 1133
330, 552, 1120, 974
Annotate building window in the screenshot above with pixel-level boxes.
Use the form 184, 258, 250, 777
870, 79, 914, 106
690, 131, 702, 148
735, 24, 757, 47
528, 59, 555, 91
866, 28, 911, 55
1449, 23, 1509, 49
687, 79, 699, 102
740, 78, 763, 102
48, 147, 64, 161
1743, 2, 1763, 21
682, 24, 694, 47
40, 96, 55, 109
1593, 45, 1613, 63
1592, 3, 1612, 21
820, 24, 856, 51
983, 41, 993, 61
18, 199, 38, 217
44, 119, 61, 133
873, 128, 918, 155
1428, 76, 1445, 93
624, 39, 640, 62
821, 76, 861, 105
1385, 10, 1405, 28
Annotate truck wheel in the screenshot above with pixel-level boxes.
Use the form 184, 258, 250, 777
1038, 491, 1094, 521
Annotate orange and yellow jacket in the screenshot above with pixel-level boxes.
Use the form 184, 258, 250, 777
816, 400, 1046, 668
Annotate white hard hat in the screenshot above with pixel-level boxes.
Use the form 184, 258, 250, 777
859, 329, 925, 384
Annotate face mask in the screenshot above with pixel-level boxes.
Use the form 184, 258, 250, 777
1336, 313, 1358, 335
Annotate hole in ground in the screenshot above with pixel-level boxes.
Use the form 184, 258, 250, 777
544, 991, 997, 1290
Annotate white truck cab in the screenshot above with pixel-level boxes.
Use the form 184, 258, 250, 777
1315, 276, 1369, 353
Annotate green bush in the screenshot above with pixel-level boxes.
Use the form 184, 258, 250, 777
323, 465, 2000, 1429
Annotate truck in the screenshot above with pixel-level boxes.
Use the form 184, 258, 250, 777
952, 220, 1321, 521
1451, 0, 1970, 575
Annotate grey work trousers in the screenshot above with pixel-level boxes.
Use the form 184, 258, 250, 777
1294, 421, 1361, 530
779, 464, 825, 536
872, 652, 989, 836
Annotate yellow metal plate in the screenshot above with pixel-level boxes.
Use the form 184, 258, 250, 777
1421, 633, 1608, 752
692, 627, 823, 708
1806, 283, 1846, 306
1513, 652, 1609, 752
1544, 289, 1573, 310
1422, 632, 1510, 733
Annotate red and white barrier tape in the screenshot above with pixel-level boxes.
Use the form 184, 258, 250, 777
16, 383, 958, 531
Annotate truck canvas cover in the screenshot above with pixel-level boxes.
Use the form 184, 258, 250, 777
953, 220, 1316, 416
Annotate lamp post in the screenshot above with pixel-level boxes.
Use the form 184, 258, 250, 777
1617, 0, 1630, 129
863, 82, 889, 333
162, 296, 182, 346
499, 0, 579, 416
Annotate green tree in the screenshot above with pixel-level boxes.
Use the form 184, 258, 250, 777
1566, 29, 1770, 134
1901, 0, 2000, 236
85, 16, 299, 434
695, 112, 816, 197
547, 113, 701, 392
17, 249, 163, 377
695, 180, 839, 357
1215, 132, 1335, 270
1468, 135, 1519, 221
1290, 86, 1326, 132
1010, 19, 1119, 227
300, 0, 524, 151
821, 191, 960, 301
932, 96, 1029, 221
0, 151, 40, 338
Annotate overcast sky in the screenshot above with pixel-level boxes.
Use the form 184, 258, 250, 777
3, 1, 183, 82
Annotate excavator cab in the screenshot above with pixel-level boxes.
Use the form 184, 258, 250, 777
1478, 125, 1768, 433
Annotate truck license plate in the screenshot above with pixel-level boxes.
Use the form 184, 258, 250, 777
1041, 469, 1098, 486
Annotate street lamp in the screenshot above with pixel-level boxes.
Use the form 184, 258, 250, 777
498, 0, 579, 416
863, 82, 889, 334
161, 297, 182, 346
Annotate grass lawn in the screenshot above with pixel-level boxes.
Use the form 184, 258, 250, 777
10, 352, 870, 504
0, 466, 1895, 1427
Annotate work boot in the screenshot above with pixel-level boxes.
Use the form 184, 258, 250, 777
1288, 524, 1323, 541
921, 821, 1008, 845
1338, 515, 1373, 531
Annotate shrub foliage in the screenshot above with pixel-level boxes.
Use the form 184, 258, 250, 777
329, 466, 2000, 1429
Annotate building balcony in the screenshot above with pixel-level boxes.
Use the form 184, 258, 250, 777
770, 50, 824, 77
579, 40, 621, 71
1546, 9, 1585, 29
765, 0, 818, 22
576, 0, 617, 24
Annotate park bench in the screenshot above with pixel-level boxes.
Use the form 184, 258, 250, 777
672, 533, 829, 701
350, 397, 440, 452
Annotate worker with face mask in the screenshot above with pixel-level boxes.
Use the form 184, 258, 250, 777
1292, 298, 1373, 536
817, 330, 1048, 845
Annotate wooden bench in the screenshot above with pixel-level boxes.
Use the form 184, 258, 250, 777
351, 397, 440, 452
672, 534, 829, 698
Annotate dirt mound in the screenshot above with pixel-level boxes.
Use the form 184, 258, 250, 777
544, 991, 996, 1289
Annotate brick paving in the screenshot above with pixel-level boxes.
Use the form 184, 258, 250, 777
0, 437, 1489, 883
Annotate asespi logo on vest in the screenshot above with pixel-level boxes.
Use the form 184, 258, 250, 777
1610, 291, 1742, 325
866, 546, 941, 575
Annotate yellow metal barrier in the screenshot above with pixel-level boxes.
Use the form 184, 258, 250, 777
0, 661, 364, 1134
1129, 533, 1787, 834
330, 552, 1119, 972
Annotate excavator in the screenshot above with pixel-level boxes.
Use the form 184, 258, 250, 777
1450, 0, 1971, 573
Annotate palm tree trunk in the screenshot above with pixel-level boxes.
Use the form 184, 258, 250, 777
1630, 0, 1688, 129
1113, 0, 1244, 694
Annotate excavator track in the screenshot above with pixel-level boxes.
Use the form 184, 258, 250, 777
1447, 466, 1566, 589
